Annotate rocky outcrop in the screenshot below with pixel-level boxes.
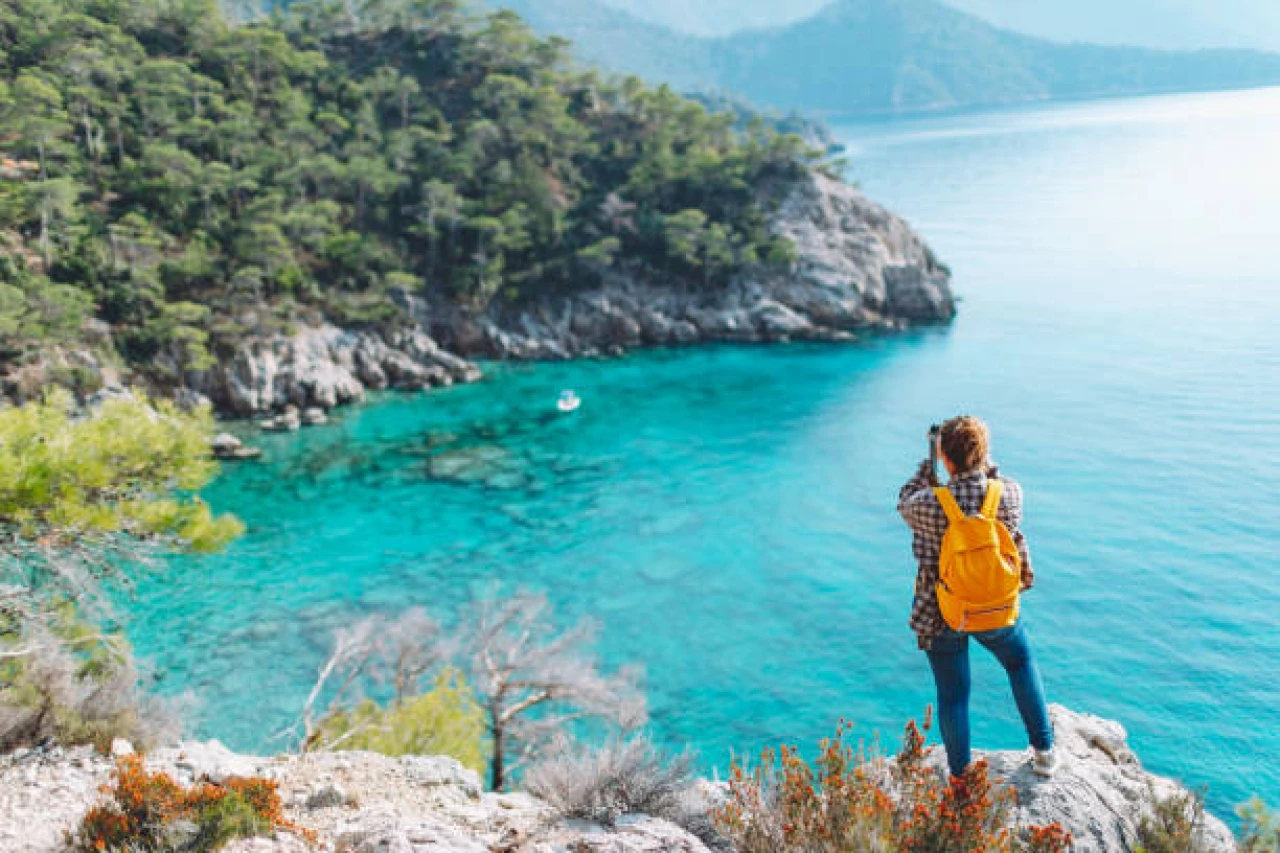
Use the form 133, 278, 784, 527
425, 170, 954, 360
3, 171, 950, 417
191, 325, 483, 417
940, 705, 1237, 853
0, 744, 713, 853
0, 706, 1237, 853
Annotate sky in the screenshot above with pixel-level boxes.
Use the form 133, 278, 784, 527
598, 0, 1280, 51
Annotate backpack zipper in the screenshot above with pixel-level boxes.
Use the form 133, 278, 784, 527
959, 603, 1014, 631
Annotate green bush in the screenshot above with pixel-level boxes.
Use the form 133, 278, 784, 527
189, 791, 275, 851
309, 667, 487, 775
0, 391, 240, 751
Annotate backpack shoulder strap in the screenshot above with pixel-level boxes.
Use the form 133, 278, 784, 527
981, 479, 1004, 519
933, 487, 965, 524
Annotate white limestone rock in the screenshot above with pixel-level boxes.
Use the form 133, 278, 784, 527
0, 707, 1235, 853
193, 324, 480, 416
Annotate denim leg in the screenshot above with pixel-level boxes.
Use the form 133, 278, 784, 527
925, 630, 971, 776
975, 622, 1054, 751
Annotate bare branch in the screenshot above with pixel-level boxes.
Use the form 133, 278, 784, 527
458, 587, 647, 790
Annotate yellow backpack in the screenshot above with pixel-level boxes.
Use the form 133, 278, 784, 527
933, 480, 1022, 632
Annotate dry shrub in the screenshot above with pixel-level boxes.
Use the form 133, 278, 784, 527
75, 755, 313, 852
0, 603, 181, 753
1134, 786, 1210, 853
524, 734, 715, 840
713, 711, 1072, 853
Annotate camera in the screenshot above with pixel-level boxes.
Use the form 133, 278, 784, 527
928, 424, 942, 485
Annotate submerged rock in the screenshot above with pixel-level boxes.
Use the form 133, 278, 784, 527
426, 445, 530, 490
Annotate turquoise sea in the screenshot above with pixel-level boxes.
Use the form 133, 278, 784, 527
132, 87, 1280, 818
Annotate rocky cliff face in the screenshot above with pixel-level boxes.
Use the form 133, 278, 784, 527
187, 169, 953, 415
426, 170, 954, 360
0, 706, 1236, 853
190, 325, 483, 417
932, 705, 1237, 853
2, 170, 950, 417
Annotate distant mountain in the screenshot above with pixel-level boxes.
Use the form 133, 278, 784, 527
497, 0, 1280, 115
597, 0, 827, 36
491, 0, 711, 88
579, 0, 1280, 53
943, 0, 1280, 53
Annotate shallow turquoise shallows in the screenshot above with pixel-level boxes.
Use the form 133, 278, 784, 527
131, 87, 1280, 818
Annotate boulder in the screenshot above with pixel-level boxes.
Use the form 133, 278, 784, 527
301, 407, 329, 427
211, 433, 243, 453
211, 433, 263, 460
192, 324, 481, 417
975, 705, 1237, 853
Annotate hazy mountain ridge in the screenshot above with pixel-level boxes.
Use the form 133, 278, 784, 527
587, 0, 1280, 52
498, 0, 1280, 114
943, 0, 1280, 52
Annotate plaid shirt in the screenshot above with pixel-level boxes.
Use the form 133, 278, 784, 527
898, 461, 1034, 649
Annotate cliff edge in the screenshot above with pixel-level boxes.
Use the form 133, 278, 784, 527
0, 706, 1234, 853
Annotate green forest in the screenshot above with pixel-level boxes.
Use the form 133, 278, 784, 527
0, 0, 821, 393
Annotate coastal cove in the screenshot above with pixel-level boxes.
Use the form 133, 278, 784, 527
131, 86, 1280, 820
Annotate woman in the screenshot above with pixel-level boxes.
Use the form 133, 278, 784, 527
897, 415, 1057, 783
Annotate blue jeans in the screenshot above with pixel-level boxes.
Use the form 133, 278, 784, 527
925, 621, 1053, 777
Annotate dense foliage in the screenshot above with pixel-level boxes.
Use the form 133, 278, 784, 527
310, 667, 488, 774
0, 392, 238, 750
0, 0, 817, 391
0, 390, 239, 552
0, 600, 165, 751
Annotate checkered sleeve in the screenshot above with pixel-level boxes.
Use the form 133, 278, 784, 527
899, 460, 948, 646
994, 474, 1034, 591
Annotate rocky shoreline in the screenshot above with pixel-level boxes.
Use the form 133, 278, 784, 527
0, 707, 1237, 853
420, 171, 954, 362
171, 170, 953, 418
0, 170, 952, 419
188, 325, 483, 419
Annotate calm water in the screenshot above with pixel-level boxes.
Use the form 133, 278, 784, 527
132, 87, 1280, 817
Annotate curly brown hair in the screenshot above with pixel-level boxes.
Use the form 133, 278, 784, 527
940, 416, 990, 474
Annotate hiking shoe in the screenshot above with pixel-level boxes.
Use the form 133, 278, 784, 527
1032, 748, 1058, 778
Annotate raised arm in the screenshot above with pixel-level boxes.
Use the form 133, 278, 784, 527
898, 459, 940, 534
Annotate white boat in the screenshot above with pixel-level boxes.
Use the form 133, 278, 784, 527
557, 391, 581, 413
